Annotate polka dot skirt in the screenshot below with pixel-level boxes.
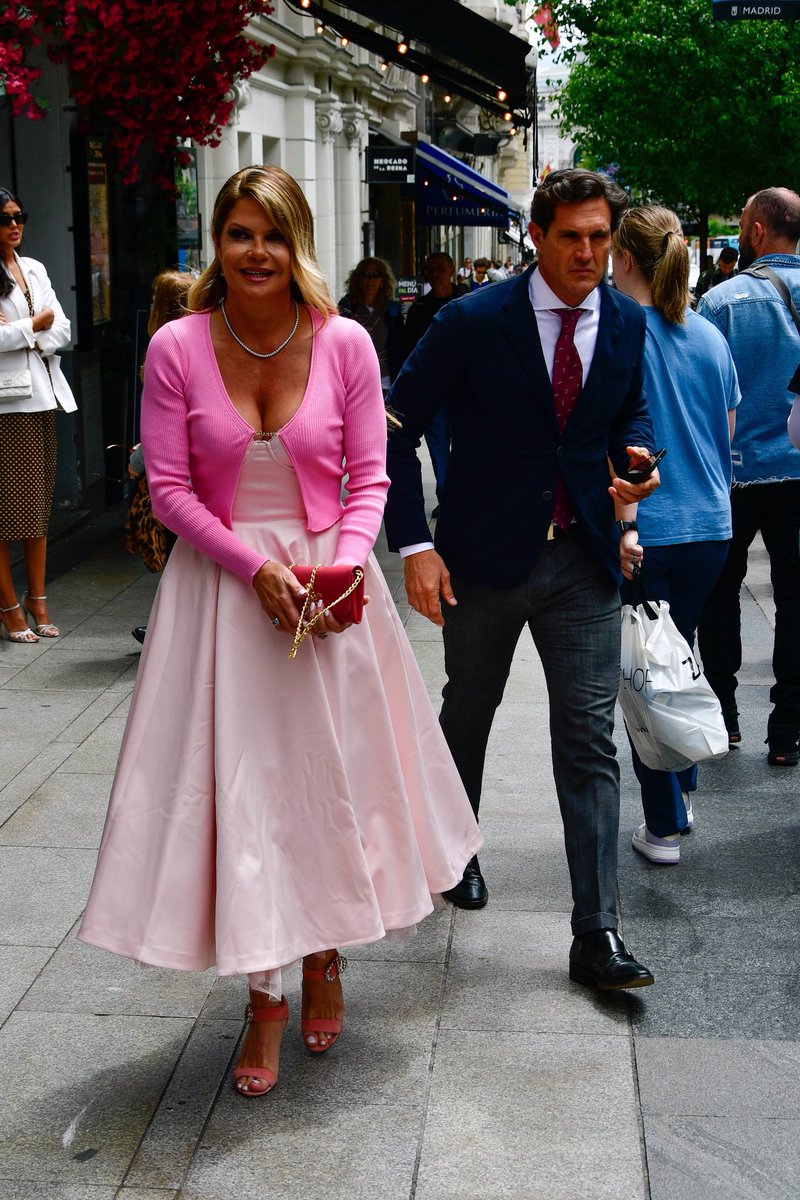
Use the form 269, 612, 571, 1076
0, 410, 57, 540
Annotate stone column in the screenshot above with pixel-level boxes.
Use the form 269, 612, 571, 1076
284, 61, 318, 214
335, 102, 367, 278
315, 94, 343, 297
198, 81, 251, 265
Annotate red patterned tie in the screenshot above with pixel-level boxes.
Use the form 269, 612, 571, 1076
550, 308, 584, 531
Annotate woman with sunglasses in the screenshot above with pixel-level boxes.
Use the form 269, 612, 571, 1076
339, 257, 403, 388
0, 187, 77, 644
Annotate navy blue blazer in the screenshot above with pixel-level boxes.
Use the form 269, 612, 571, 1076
384, 267, 655, 588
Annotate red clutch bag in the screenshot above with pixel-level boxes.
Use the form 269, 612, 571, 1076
288, 564, 365, 659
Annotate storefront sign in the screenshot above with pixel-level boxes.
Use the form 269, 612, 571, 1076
366, 147, 416, 184
86, 138, 111, 326
396, 278, 422, 303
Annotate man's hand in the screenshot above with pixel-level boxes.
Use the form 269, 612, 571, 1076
619, 529, 643, 581
608, 445, 661, 505
403, 549, 456, 626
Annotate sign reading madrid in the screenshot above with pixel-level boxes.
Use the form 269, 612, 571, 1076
713, 1, 800, 18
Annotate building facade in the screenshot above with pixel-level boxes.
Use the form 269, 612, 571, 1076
1, 1, 537, 510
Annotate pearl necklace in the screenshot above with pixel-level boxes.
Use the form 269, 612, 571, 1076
221, 299, 300, 359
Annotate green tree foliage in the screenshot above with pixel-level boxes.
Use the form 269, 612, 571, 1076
545, 0, 800, 223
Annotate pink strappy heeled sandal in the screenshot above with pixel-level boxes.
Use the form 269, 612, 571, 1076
232, 993, 289, 1097
301, 952, 347, 1054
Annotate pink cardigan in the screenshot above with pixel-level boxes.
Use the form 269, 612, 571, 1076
141, 309, 390, 583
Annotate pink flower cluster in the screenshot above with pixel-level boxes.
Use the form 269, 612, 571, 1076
0, 3, 45, 121
1, 1, 275, 183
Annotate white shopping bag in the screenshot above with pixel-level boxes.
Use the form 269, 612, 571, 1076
619, 599, 729, 772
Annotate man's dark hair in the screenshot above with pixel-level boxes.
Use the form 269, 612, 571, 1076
426, 251, 454, 267
473, 257, 491, 270
749, 187, 800, 244
718, 246, 738, 265
531, 169, 629, 234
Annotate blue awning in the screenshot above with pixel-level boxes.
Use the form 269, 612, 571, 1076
415, 140, 510, 228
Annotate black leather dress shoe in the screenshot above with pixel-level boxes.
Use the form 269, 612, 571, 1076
569, 929, 654, 990
132, 626, 147, 645
442, 855, 488, 909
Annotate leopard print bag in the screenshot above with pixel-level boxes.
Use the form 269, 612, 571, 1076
124, 475, 168, 573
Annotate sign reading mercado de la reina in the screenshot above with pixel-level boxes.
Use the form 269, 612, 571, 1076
713, 0, 800, 17
365, 147, 416, 184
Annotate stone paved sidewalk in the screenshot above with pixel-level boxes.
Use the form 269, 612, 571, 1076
0, 497, 797, 1199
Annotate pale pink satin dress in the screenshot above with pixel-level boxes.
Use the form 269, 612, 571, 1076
79, 436, 481, 981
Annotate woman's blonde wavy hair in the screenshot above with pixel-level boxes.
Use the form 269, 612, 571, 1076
612, 205, 690, 325
187, 166, 337, 319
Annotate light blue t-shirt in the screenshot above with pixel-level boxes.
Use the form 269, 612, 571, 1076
636, 307, 740, 547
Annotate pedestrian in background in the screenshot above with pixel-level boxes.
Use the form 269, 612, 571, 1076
457, 256, 473, 284
339, 256, 403, 388
402, 252, 467, 514
612, 205, 740, 864
486, 258, 506, 282
79, 165, 480, 1099
0, 186, 77, 644
468, 257, 493, 290
385, 168, 660, 991
697, 186, 800, 767
693, 253, 715, 303
127, 268, 193, 645
712, 245, 738, 286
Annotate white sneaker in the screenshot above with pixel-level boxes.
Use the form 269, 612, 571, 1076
632, 822, 681, 864
682, 792, 695, 832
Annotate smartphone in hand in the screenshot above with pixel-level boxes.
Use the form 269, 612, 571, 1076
625, 448, 666, 483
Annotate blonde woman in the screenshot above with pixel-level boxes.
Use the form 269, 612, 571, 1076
339, 256, 402, 387
79, 167, 480, 1098
612, 205, 739, 865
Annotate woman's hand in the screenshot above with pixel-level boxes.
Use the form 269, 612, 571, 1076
619, 529, 643, 581
252, 561, 307, 635
32, 307, 54, 334
303, 567, 369, 640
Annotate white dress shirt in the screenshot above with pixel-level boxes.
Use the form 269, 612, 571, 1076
528, 267, 601, 386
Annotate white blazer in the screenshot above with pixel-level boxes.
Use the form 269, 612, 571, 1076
0, 254, 78, 414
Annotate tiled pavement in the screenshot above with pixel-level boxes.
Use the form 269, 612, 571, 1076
0, 491, 797, 1200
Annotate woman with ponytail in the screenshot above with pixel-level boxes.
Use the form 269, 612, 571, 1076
611, 206, 740, 865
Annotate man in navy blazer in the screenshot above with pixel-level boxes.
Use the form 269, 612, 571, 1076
385, 169, 660, 990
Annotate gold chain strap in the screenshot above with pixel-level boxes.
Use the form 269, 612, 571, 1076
288, 565, 364, 660
24, 286, 55, 395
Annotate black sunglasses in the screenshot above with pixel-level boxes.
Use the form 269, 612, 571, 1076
0, 211, 28, 227
359, 270, 383, 279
